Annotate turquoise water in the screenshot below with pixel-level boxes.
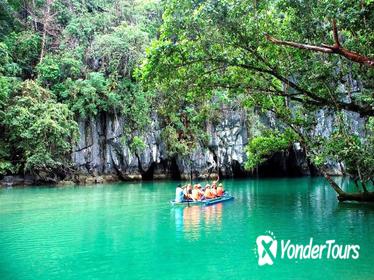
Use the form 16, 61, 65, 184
0, 178, 373, 280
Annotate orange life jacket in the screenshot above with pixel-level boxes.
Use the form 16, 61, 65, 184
204, 188, 215, 199
192, 189, 201, 200
217, 187, 224, 196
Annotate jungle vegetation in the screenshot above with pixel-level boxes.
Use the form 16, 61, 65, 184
0, 0, 373, 201
140, 0, 374, 201
0, 0, 162, 180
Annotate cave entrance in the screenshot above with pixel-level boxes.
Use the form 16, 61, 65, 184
170, 158, 181, 180
141, 162, 155, 181
254, 148, 309, 177
231, 160, 248, 178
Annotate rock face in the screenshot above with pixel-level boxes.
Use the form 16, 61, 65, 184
0, 175, 35, 186
71, 109, 319, 182
72, 114, 169, 181
1, 107, 363, 186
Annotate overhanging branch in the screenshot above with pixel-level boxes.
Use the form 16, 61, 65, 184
265, 20, 374, 67
232, 62, 374, 116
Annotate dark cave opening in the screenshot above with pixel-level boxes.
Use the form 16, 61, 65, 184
231, 160, 249, 178
253, 147, 313, 177
141, 162, 155, 181
170, 158, 181, 180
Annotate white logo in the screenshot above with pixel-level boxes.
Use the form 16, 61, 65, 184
255, 232, 360, 266
256, 231, 277, 266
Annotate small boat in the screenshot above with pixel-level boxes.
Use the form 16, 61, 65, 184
170, 193, 234, 206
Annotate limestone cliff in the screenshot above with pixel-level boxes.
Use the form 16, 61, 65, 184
71, 109, 317, 183
2, 107, 362, 186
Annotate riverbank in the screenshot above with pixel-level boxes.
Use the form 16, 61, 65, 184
0, 173, 222, 187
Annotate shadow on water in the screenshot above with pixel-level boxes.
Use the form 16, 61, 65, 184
335, 201, 374, 212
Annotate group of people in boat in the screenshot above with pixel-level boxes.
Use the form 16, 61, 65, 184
175, 180, 225, 203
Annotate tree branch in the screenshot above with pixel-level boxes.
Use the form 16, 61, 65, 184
265, 20, 374, 67
167, 55, 374, 116
233, 62, 374, 116
266, 34, 333, 53
332, 19, 340, 48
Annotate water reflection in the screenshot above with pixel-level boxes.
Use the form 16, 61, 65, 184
173, 204, 223, 239
204, 203, 223, 229
183, 206, 201, 240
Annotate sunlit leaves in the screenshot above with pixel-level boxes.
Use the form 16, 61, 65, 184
245, 129, 299, 170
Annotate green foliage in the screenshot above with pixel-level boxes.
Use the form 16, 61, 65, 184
1, 80, 78, 175
0, 0, 22, 38
36, 54, 82, 88
311, 118, 374, 183
245, 129, 299, 170
1, 0, 373, 191
161, 126, 189, 157
0, 160, 17, 175
118, 81, 154, 132
90, 24, 149, 77
36, 56, 62, 86
33, 0, 159, 126
0, 42, 20, 76
3, 31, 41, 78
140, 0, 374, 189
0, 76, 12, 109
0, 0, 161, 178
67, 72, 108, 116
129, 136, 147, 154
0, 140, 18, 175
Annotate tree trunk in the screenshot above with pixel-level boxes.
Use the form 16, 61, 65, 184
322, 170, 374, 202
322, 171, 345, 195
40, 29, 46, 63
337, 192, 374, 202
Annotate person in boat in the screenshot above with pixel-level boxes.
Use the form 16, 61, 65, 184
212, 180, 218, 187
217, 183, 224, 197
212, 175, 219, 186
204, 184, 216, 199
191, 184, 203, 201
211, 184, 218, 197
210, 176, 219, 191
198, 184, 204, 199
184, 184, 193, 200
175, 184, 185, 203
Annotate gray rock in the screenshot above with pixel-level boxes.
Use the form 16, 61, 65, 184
70, 106, 365, 180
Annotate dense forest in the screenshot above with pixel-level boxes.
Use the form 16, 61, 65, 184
0, 0, 373, 201
0, 0, 162, 177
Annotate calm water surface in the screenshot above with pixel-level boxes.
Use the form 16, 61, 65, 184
0, 178, 373, 280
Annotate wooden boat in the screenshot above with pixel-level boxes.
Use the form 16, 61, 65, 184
170, 193, 234, 206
